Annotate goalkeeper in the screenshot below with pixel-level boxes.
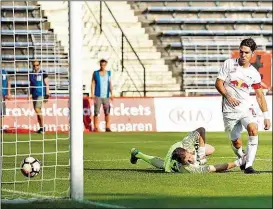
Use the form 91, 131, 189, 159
130, 127, 245, 173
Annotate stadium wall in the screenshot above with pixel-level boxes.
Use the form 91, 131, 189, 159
2, 96, 272, 133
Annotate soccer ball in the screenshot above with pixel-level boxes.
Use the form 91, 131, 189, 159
21, 157, 41, 177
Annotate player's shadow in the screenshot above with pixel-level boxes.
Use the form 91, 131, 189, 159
84, 168, 165, 173
220, 170, 272, 174
85, 168, 272, 174
257, 170, 273, 174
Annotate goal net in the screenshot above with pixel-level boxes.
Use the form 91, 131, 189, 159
1, 1, 83, 202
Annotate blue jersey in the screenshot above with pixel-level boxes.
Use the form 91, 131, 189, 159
94, 70, 111, 98
2, 69, 8, 96
29, 70, 48, 97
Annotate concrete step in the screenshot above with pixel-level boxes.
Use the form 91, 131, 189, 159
119, 76, 177, 85
86, 2, 133, 12
119, 78, 176, 86
119, 71, 173, 77
82, 65, 170, 74
120, 83, 181, 91
84, 50, 162, 60
85, 37, 154, 48
87, 45, 158, 53
82, 59, 167, 68
123, 59, 165, 65
122, 91, 184, 97
39, 1, 68, 10
84, 25, 146, 36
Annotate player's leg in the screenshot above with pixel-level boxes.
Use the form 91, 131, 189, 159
33, 96, 44, 133
223, 114, 245, 158
241, 116, 259, 174
102, 98, 111, 132
130, 148, 164, 169
209, 156, 246, 173
93, 97, 102, 132
204, 144, 215, 156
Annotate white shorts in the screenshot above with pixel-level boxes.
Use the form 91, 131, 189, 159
223, 111, 258, 141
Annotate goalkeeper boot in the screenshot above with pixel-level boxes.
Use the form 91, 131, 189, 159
130, 148, 139, 164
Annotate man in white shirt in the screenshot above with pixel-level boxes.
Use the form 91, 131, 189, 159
215, 38, 271, 174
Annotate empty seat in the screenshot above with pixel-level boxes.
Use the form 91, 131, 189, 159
1, 30, 50, 35
1, 17, 47, 22
161, 30, 272, 36
4, 68, 68, 74
10, 80, 69, 86
145, 6, 272, 13
1, 54, 68, 60
154, 18, 272, 24
1, 42, 55, 47
1, 5, 40, 10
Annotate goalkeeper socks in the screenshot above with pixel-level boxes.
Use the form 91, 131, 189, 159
245, 136, 258, 168
231, 144, 244, 158
136, 152, 164, 169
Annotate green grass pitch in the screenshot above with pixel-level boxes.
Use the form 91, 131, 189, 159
2, 132, 272, 208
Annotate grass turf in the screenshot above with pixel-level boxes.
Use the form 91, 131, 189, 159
1, 132, 272, 208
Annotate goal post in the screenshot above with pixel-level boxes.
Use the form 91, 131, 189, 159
0, 0, 83, 203
69, 1, 84, 201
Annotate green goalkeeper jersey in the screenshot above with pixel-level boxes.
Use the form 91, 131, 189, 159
164, 131, 210, 174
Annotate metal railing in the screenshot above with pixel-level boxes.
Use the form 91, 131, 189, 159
85, 1, 147, 96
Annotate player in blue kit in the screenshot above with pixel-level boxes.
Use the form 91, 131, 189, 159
91, 59, 113, 132
29, 61, 50, 134
1, 69, 11, 131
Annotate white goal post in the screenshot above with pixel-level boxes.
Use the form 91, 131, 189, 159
0, 1, 83, 203
69, 0, 84, 201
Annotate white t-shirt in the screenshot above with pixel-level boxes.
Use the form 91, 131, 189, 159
217, 58, 261, 113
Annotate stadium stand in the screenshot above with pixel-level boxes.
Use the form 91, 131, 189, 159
129, 0, 273, 95
2, 1, 272, 97
1, 1, 69, 97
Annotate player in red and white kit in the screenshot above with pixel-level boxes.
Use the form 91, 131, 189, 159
215, 38, 271, 174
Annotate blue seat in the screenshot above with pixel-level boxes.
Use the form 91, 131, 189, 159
177, 54, 229, 61
1, 42, 55, 47
1, 54, 68, 60
162, 30, 272, 36
0, 5, 39, 10
4, 68, 68, 74
146, 6, 272, 13
1, 30, 50, 35
1, 17, 47, 22
155, 18, 272, 24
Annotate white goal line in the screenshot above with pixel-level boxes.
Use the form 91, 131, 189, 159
2, 189, 128, 208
